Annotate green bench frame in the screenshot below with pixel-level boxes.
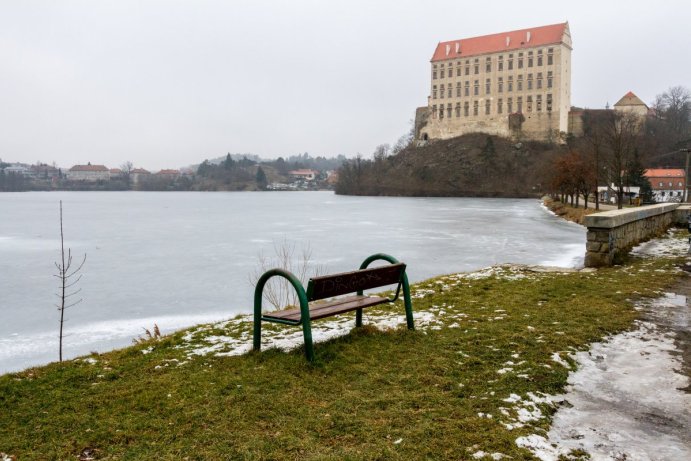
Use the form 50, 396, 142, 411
253, 253, 414, 361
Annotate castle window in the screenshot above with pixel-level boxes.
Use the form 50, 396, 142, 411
433, 64, 438, 80
473, 80, 479, 96
537, 72, 543, 89
507, 76, 513, 92
517, 96, 523, 113
473, 100, 479, 116
507, 97, 513, 113
518, 52, 524, 69
464, 81, 470, 96
456, 64, 462, 77
546, 94, 553, 112
485, 100, 491, 115
536, 95, 542, 111
432, 105, 437, 118
527, 95, 533, 112
455, 102, 461, 117
547, 48, 554, 65
447, 85, 453, 98
432, 85, 437, 99
485, 78, 491, 94
498, 98, 503, 114
447, 103, 452, 118
517, 75, 523, 91
527, 74, 533, 90
528, 51, 534, 67
456, 82, 462, 97
465, 60, 470, 75
498, 55, 504, 71
440, 84, 445, 98
474, 58, 479, 75
537, 49, 543, 66
464, 101, 469, 117
498, 77, 503, 93
485, 57, 492, 72
547, 71, 553, 88
439, 105, 444, 119
440, 64, 445, 79
508, 54, 513, 70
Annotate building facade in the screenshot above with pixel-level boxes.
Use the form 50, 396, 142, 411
66, 164, 110, 181
418, 23, 572, 142
644, 168, 686, 202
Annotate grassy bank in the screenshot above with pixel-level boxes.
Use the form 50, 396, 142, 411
0, 245, 685, 459
542, 197, 597, 225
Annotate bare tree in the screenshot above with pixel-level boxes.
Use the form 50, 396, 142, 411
250, 239, 325, 311
120, 161, 134, 187
653, 86, 691, 138
54, 201, 86, 362
602, 111, 642, 209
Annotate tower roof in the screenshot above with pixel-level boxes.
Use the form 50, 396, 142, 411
431, 22, 569, 62
614, 91, 647, 108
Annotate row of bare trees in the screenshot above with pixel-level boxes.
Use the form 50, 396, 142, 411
550, 86, 690, 209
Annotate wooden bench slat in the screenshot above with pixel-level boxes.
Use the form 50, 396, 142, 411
307, 263, 406, 301
263, 295, 389, 322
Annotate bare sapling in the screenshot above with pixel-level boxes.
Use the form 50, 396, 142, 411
54, 200, 86, 362
250, 239, 325, 311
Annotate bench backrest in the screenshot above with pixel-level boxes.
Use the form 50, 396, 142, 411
306, 263, 406, 302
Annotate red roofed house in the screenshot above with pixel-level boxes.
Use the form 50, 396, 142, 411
156, 169, 180, 178
417, 22, 572, 142
66, 163, 110, 181
613, 91, 649, 119
131, 168, 151, 184
644, 169, 686, 202
289, 169, 318, 181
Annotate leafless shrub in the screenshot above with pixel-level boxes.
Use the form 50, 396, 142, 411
250, 239, 326, 311
132, 323, 162, 344
54, 201, 86, 362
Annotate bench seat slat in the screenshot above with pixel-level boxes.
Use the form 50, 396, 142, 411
262, 295, 389, 322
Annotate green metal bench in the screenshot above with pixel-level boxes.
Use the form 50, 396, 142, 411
253, 253, 414, 361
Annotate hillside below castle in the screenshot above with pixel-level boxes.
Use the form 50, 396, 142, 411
335, 134, 565, 197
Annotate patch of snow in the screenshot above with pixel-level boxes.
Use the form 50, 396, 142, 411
550, 352, 571, 369
517, 298, 691, 461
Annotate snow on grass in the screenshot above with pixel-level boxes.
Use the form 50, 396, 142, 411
631, 229, 690, 258
515, 295, 691, 461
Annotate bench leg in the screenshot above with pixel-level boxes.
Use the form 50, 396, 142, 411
356, 308, 363, 327
302, 318, 315, 362
402, 276, 415, 330
253, 314, 262, 351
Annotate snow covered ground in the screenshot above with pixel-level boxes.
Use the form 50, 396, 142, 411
517, 233, 691, 461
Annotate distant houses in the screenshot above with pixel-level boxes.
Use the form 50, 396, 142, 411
66, 164, 110, 181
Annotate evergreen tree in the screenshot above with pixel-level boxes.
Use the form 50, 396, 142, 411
256, 166, 267, 189
223, 154, 235, 170
626, 149, 654, 203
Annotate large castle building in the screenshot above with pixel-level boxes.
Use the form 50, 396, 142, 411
417, 23, 572, 142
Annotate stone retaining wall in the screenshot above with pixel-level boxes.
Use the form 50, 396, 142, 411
584, 203, 689, 267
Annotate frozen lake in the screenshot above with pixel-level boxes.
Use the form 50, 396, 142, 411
0, 191, 585, 373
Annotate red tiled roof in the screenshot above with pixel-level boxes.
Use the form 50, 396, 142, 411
131, 168, 150, 174
644, 169, 685, 178
109, 168, 123, 173
614, 91, 647, 107
431, 23, 568, 62
157, 169, 180, 175
70, 164, 108, 172
289, 169, 318, 175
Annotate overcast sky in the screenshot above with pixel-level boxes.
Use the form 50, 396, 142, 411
1, 1, 689, 170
